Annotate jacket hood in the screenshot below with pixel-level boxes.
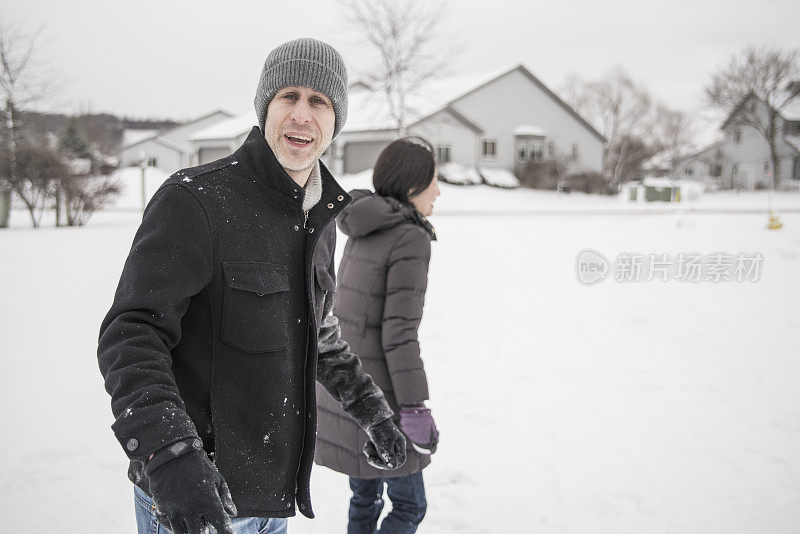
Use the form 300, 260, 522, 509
336, 189, 414, 238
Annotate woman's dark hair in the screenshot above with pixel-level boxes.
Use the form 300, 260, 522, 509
372, 136, 436, 203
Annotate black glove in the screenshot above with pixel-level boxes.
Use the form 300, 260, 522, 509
145, 442, 237, 534
363, 417, 407, 470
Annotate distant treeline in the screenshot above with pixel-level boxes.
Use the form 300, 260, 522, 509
19, 111, 179, 156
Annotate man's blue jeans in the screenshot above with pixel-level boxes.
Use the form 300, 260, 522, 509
134, 485, 288, 534
348, 472, 427, 534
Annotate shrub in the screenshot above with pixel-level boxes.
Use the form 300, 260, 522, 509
566, 171, 606, 194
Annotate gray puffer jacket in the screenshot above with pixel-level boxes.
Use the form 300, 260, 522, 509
315, 189, 436, 478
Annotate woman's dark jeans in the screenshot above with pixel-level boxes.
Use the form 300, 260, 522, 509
348, 471, 427, 534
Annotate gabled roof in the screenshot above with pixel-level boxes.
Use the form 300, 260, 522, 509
190, 115, 256, 141
120, 109, 234, 152
450, 65, 606, 143
676, 140, 725, 164
120, 132, 185, 153
721, 89, 800, 129
344, 64, 606, 142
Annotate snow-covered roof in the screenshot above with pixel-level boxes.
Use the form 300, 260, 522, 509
643, 151, 677, 171
781, 96, 800, 121
513, 125, 547, 137
121, 129, 159, 148
190, 115, 256, 141
345, 64, 555, 134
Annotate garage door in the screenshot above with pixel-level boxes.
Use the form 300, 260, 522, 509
343, 141, 391, 174
199, 147, 233, 165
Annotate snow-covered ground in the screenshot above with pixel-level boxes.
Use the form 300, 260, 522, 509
341, 171, 800, 215
1, 186, 799, 533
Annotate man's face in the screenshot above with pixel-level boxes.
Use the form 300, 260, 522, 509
264, 86, 336, 173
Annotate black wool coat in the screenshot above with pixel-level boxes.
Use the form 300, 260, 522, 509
315, 190, 435, 479
98, 128, 392, 519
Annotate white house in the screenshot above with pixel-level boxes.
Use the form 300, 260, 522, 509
119, 110, 233, 174
330, 64, 605, 177
186, 65, 605, 180
685, 82, 800, 190
190, 115, 260, 165
673, 141, 724, 186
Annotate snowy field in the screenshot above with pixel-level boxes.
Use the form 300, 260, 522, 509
1, 184, 799, 533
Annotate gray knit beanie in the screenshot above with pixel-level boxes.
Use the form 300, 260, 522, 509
254, 38, 348, 139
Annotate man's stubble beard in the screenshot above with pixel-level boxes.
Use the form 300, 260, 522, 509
265, 123, 329, 173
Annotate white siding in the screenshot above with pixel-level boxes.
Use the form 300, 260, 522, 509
449, 68, 604, 174
119, 140, 182, 173
409, 110, 479, 168
721, 98, 800, 188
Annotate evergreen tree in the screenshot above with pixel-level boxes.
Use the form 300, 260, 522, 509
59, 118, 91, 159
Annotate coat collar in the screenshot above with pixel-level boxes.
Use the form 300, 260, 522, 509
233, 126, 351, 217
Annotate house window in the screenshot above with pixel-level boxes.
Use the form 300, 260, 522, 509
571, 143, 579, 161
546, 139, 554, 158
481, 139, 497, 159
763, 161, 770, 175
530, 140, 544, 161
794, 158, 800, 181
517, 139, 546, 162
147, 156, 158, 167
733, 129, 742, 144
786, 122, 800, 136
435, 145, 451, 163
516, 141, 527, 162
685, 166, 694, 176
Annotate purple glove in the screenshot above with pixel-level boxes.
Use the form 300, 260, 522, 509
399, 404, 439, 455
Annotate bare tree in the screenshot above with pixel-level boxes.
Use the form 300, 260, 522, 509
339, 0, 454, 135
62, 174, 121, 226
12, 136, 68, 227
706, 46, 800, 189
654, 105, 696, 181
560, 67, 658, 185
0, 14, 55, 227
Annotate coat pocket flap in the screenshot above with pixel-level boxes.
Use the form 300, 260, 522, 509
224, 261, 289, 295
314, 265, 336, 292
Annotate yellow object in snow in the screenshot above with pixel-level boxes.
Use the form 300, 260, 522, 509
767, 211, 783, 230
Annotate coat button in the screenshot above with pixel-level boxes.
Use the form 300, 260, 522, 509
308, 227, 314, 234
294, 224, 300, 231
191, 439, 202, 450
337, 195, 344, 201
126, 438, 139, 451
327, 203, 334, 209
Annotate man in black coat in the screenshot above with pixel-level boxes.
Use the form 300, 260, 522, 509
98, 38, 406, 534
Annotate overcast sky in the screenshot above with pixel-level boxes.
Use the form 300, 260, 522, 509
1, 0, 798, 132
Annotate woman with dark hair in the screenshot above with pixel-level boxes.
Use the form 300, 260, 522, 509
315, 137, 440, 533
